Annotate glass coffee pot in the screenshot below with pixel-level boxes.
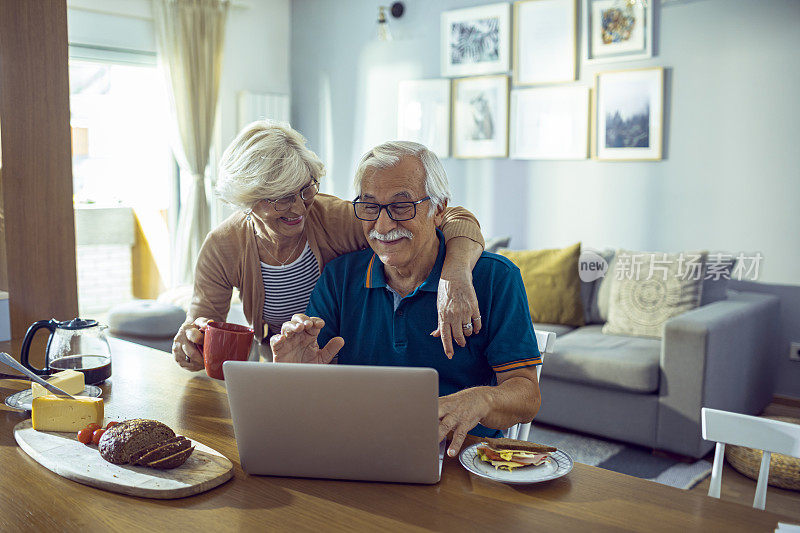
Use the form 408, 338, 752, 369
19, 318, 113, 385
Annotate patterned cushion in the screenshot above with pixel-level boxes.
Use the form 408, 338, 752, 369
602, 249, 706, 339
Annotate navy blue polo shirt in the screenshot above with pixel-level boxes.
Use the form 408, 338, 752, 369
306, 229, 541, 438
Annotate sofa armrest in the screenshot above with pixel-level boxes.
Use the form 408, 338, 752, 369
656, 291, 780, 458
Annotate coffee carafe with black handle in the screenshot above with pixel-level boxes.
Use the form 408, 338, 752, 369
19, 318, 112, 385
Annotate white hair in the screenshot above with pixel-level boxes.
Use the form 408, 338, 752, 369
353, 141, 451, 216
215, 120, 326, 209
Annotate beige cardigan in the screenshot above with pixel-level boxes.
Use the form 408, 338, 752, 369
189, 194, 484, 340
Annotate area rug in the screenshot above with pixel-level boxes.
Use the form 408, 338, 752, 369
526, 424, 712, 490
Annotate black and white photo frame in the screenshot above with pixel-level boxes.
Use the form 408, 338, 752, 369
452, 75, 509, 159
441, 3, 511, 77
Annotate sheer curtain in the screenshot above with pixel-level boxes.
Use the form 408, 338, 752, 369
153, 0, 229, 286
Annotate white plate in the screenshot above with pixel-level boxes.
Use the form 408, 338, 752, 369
4, 385, 102, 411
459, 443, 573, 485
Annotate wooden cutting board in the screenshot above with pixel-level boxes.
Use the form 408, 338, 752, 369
14, 420, 234, 499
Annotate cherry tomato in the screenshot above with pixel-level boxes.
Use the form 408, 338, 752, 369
105, 421, 119, 429
77, 428, 93, 445
91, 428, 106, 445
86, 423, 101, 432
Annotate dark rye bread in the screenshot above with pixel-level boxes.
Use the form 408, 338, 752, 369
98, 419, 175, 464
128, 436, 185, 465
147, 446, 195, 469
480, 437, 557, 453
134, 438, 192, 465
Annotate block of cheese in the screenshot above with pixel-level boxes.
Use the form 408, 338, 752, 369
31, 369, 85, 399
31, 396, 104, 432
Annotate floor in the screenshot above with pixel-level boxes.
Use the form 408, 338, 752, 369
689, 399, 800, 522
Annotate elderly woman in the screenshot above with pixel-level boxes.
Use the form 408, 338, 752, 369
173, 121, 485, 369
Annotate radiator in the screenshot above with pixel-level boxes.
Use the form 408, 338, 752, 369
238, 91, 290, 129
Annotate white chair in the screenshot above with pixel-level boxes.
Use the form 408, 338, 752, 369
505, 329, 556, 441
701, 407, 800, 510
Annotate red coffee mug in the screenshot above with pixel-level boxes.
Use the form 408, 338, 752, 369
201, 321, 254, 380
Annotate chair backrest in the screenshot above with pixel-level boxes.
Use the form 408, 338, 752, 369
701, 407, 800, 510
505, 329, 556, 441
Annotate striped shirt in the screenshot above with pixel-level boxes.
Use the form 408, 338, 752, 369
261, 243, 320, 332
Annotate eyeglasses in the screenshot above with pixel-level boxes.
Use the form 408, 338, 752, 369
265, 179, 319, 211
352, 196, 430, 221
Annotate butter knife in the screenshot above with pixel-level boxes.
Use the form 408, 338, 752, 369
0, 352, 77, 399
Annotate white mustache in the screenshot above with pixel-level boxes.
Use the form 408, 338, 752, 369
368, 228, 413, 241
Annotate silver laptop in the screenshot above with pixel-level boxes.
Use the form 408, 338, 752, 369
223, 361, 443, 484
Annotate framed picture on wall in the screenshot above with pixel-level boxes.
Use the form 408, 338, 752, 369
397, 79, 451, 158
441, 3, 511, 77
452, 75, 509, 159
510, 86, 589, 160
513, 0, 577, 85
594, 67, 663, 161
582, 0, 653, 63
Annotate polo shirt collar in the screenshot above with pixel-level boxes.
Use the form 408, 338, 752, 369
364, 228, 446, 292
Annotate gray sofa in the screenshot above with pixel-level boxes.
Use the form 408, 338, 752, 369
534, 288, 780, 459
488, 241, 785, 460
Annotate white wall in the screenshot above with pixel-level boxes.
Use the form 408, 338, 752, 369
290, 0, 800, 285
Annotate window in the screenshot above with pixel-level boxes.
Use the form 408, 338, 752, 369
70, 60, 173, 208
69, 59, 175, 316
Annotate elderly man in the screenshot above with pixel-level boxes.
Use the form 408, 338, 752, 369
270, 141, 541, 457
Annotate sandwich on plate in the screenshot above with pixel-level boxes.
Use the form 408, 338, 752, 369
477, 437, 557, 471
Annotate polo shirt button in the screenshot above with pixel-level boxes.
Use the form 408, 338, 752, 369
398, 310, 404, 316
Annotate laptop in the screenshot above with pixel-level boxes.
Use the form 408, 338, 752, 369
223, 361, 443, 484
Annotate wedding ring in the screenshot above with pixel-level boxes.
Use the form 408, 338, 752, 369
462, 323, 473, 330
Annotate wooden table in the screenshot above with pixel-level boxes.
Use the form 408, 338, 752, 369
0, 338, 792, 532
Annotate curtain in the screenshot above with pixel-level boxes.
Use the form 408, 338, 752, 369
153, 0, 229, 286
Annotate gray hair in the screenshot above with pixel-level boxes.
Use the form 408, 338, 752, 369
215, 120, 326, 209
353, 141, 451, 216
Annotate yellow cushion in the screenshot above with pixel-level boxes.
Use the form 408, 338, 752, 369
498, 243, 585, 327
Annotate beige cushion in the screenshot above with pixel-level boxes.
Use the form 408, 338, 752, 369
602, 249, 706, 339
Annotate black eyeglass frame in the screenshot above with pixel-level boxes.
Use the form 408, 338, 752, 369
351, 196, 431, 222
265, 179, 319, 211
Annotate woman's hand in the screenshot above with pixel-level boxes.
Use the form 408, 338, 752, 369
172, 317, 212, 371
431, 273, 482, 359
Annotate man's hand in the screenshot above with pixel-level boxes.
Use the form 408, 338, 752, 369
438, 386, 491, 457
270, 314, 345, 365
172, 317, 212, 372
431, 274, 482, 359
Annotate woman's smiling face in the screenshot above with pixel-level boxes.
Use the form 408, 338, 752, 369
251, 179, 317, 241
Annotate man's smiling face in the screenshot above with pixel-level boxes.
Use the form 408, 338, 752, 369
359, 155, 444, 271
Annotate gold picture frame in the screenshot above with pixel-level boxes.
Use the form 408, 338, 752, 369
593, 66, 663, 161
441, 3, 511, 78
513, 0, 577, 86
452, 75, 509, 159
